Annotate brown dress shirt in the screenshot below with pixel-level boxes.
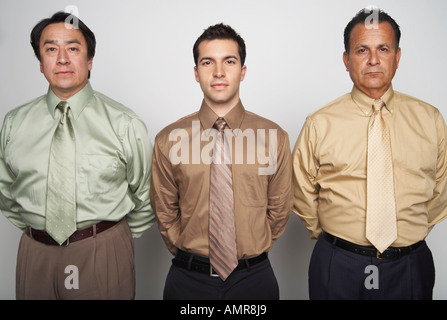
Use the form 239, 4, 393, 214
150, 100, 292, 259
293, 86, 447, 247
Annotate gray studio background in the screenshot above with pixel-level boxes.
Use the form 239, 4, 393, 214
1, 0, 446, 299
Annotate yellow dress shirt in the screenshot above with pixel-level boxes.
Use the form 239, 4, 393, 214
292, 86, 447, 247
150, 100, 292, 259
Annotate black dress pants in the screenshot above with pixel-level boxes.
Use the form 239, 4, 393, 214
163, 255, 279, 300
308, 235, 435, 300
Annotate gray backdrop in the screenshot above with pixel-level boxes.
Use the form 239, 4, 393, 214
0, 0, 446, 300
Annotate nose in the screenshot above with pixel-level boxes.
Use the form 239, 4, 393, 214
368, 50, 379, 66
213, 64, 225, 78
57, 49, 70, 65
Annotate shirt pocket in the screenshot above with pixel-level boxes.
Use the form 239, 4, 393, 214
238, 166, 268, 207
78, 155, 123, 195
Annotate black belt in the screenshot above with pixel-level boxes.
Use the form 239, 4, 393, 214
172, 249, 267, 276
323, 232, 423, 260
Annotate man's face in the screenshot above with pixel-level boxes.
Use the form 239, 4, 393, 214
343, 22, 401, 99
39, 22, 92, 100
194, 39, 246, 110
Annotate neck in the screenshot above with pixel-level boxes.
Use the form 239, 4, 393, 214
51, 81, 88, 101
359, 85, 391, 100
205, 97, 240, 117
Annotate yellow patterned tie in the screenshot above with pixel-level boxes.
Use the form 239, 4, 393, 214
366, 99, 397, 253
45, 101, 77, 245
209, 118, 238, 280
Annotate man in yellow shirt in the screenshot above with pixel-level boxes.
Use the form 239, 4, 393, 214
293, 7, 447, 299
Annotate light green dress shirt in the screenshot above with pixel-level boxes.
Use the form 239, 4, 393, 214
0, 82, 154, 237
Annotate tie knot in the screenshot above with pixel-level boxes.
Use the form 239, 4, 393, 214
213, 118, 227, 132
373, 99, 384, 113
57, 101, 69, 114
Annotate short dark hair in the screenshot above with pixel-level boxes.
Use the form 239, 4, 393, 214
344, 8, 401, 53
193, 23, 246, 66
30, 11, 96, 62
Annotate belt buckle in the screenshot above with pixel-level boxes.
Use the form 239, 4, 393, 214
376, 250, 383, 260
209, 266, 220, 277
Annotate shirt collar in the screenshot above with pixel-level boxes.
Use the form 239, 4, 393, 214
198, 99, 245, 131
46, 82, 94, 120
351, 85, 395, 116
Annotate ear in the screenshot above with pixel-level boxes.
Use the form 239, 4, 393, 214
88, 58, 93, 71
343, 51, 349, 71
194, 65, 199, 82
395, 47, 401, 69
240, 65, 247, 81
40, 61, 44, 74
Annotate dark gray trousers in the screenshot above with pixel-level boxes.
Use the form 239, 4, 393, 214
309, 234, 435, 300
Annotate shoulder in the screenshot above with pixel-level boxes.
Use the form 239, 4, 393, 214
157, 112, 199, 134
244, 109, 288, 135
393, 91, 444, 120
154, 111, 200, 143
394, 91, 436, 110
90, 91, 151, 139
308, 93, 352, 119
5, 95, 46, 118
92, 91, 139, 119
2, 95, 47, 131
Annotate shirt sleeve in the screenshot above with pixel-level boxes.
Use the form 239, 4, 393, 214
427, 109, 447, 227
292, 116, 321, 240
149, 134, 180, 255
0, 112, 26, 230
266, 129, 292, 242
122, 117, 155, 238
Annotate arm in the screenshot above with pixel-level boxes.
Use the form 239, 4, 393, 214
292, 117, 321, 240
427, 109, 447, 228
0, 112, 26, 229
266, 129, 292, 242
123, 117, 155, 238
149, 134, 180, 255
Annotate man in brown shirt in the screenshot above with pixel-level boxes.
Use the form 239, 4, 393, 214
150, 23, 292, 299
293, 8, 447, 299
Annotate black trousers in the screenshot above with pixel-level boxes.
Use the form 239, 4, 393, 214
308, 235, 435, 300
163, 255, 279, 300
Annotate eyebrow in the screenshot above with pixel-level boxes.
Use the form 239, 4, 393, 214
43, 39, 82, 46
199, 55, 239, 63
355, 43, 391, 49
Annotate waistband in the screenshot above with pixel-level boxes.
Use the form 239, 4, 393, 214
173, 249, 268, 276
323, 232, 424, 259
25, 220, 119, 246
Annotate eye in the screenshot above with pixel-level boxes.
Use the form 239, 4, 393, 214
47, 47, 57, 52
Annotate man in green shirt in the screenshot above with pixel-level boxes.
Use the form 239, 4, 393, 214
0, 11, 154, 299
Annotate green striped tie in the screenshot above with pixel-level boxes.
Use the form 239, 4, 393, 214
45, 101, 77, 245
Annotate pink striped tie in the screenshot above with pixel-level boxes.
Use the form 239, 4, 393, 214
209, 118, 238, 280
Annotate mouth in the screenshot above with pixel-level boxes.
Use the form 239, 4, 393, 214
211, 83, 228, 90
363, 70, 384, 76
55, 71, 74, 76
